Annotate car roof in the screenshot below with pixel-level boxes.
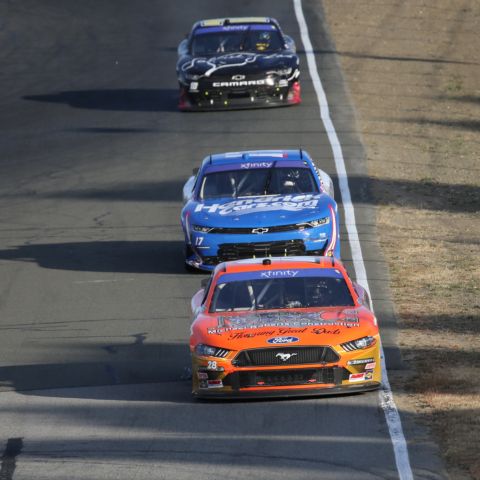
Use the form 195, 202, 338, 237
203, 149, 311, 167
215, 256, 345, 275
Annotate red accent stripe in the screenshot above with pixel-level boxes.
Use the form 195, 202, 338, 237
325, 204, 337, 255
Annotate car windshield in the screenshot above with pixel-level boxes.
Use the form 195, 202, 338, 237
199, 167, 318, 199
191, 26, 284, 55
209, 275, 355, 312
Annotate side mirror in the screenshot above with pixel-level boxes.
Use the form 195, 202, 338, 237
192, 167, 199, 175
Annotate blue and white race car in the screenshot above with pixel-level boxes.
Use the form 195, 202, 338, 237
181, 150, 340, 271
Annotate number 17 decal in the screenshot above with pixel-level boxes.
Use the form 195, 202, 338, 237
195, 237, 204, 246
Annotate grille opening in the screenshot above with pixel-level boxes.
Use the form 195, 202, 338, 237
218, 239, 305, 262
224, 367, 348, 388
233, 346, 339, 367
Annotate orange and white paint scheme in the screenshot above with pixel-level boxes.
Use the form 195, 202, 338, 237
190, 256, 382, 398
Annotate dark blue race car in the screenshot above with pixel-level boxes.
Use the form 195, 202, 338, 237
181, 150, 340, 271
176, 17, 301, 110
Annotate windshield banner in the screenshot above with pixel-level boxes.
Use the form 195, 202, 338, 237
207, 310, 360, 334
195, 193, 322, 215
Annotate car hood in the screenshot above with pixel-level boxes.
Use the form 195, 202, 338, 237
192, 307, 377, 350
188, 193, 333, 227
179, 52, 298, 78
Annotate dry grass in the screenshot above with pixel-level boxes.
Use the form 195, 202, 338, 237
323, 1, 480, 478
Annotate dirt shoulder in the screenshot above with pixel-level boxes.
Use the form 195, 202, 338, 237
321, 1, 480, 479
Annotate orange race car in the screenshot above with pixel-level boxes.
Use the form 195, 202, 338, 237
190, 256, 382, 398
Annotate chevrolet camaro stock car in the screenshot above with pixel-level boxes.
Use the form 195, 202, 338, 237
176, 17, 301, 110
181, 150, 339, 271
189, 257, 382, 398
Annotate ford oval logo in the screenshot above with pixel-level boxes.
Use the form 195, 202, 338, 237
267, 336, 299, 345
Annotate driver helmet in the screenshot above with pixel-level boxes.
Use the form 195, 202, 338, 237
255, 31, 271, 51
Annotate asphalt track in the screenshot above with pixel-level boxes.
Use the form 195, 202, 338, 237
0, 1, 446, 479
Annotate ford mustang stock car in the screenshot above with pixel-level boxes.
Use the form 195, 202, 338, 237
177, 17, 301, 110
190, 256, 382, 398
181, 149, 339, 271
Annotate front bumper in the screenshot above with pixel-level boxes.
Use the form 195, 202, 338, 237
194, 382, 381, 399
179, 80, 301, 111
184, 227, 338, 271
192, 344, 382, 399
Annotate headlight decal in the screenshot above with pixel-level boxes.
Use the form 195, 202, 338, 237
195, 344, 230, 358
341, 336, 376, 352
193, 224, 214, 233
296, 216, 330, 229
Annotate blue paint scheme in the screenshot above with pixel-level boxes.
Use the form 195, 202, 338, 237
181, 150, 341, 271
216, 268, 343, 284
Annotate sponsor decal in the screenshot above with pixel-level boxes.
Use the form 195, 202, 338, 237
261, 270, 299, 279
365, 362, 376, 370
240, 162, 273, 169
207, 311, 360, 334
267, 336, 299, 345
349, 373, 365, 382
212, 80, 267, 87
347, 358, 375, 366
228, 327, 307, 340
194, 194, 322, 216
197, 25, 251, 32
207, 360, 217, 370
312, 327, 341, 335
197, 371, 208, 380
207, 379, 223, 389
197, 23, 275, 33
232, 74, 246, 81
275, 352, 298, 362
277, 328, 307, 335
365, 371, 374, 381
229, 330, 276, 340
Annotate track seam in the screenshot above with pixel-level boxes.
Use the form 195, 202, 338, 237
292, 1, 414, 479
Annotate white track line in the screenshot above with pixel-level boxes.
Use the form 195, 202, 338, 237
293, 1, 414, 479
